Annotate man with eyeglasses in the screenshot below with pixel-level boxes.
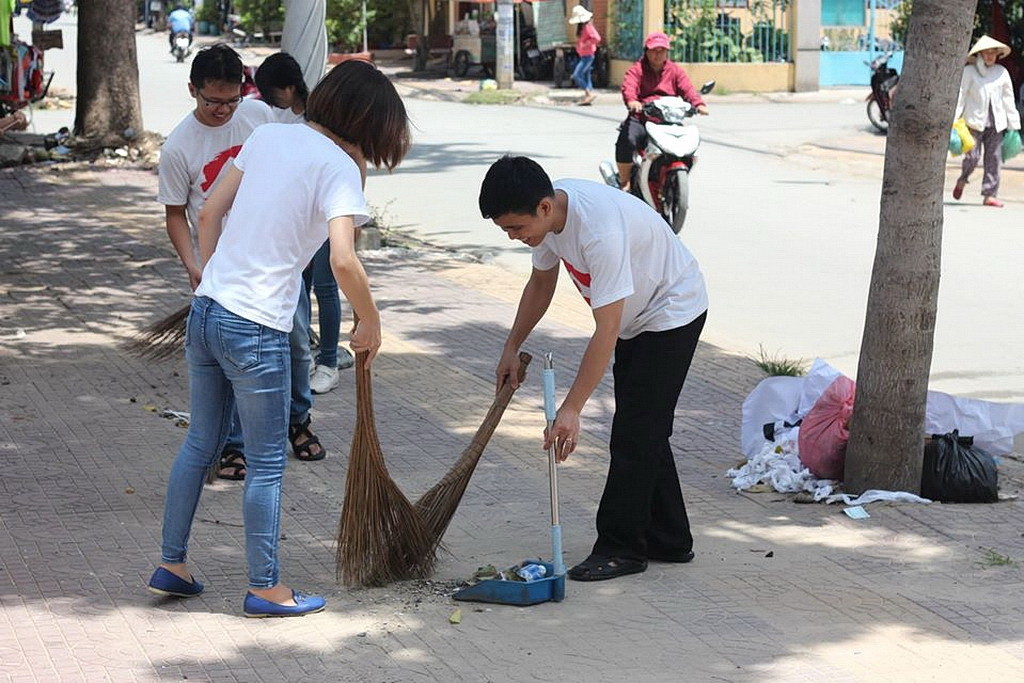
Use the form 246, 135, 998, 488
157, 45, 329, 479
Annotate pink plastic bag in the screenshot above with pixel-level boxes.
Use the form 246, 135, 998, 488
798, 376, 856, 480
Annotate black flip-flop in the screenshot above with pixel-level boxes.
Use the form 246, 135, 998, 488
567, 555, 647, 582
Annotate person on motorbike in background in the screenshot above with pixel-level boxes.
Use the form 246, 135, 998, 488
616, 31, 708, 192
168, 4, 194, 54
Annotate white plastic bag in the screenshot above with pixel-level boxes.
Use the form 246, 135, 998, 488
740, 375, 803, 458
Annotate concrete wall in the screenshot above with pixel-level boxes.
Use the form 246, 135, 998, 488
610, 59, 794, 93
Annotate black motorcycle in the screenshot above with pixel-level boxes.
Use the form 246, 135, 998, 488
553, 45, 610, 89
866, 51, 899, 133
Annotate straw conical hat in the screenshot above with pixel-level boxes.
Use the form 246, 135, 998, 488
568, 5, 593, 24
969, 34, 1011, 59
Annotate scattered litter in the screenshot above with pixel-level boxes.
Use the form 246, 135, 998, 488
158, 409, 190, 427
449, 608, 462, 624
124, 487, 135, 494
464, 561, 547, 585
0, 328, 27, 341
727, 432, 838, 501
142, 404, 157, 413
728, 437, 931, 506
764, 550, 774, 558
825, 490, 930, 506
843, 505, 870, 520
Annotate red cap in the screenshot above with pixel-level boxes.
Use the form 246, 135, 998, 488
645, 32, 671, 50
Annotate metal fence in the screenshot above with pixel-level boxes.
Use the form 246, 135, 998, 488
610, 0, 645, 61
663, 0, 791, 64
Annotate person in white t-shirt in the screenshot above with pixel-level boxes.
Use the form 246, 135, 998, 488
147, 60, 411, 618
157, 45, 326, 480
480, 155, 708, 582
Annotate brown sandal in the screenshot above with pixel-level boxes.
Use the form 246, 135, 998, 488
216, 449, 246, 481
288, 417, 326, 462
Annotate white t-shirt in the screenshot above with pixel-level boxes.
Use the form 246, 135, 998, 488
272, 106, 306, 124
532, 179, 708, 340
156, 98, 275, 261
195, 123, 370, 332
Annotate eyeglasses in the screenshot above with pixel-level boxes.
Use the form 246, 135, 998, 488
196, 91, 243, 109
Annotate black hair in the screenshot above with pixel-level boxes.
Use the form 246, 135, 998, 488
479, 155, 555, 219
189, 44, 243, 90
305, 59, 411, 171
255, 52, 309, 108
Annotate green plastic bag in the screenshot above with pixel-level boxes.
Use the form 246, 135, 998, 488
1002, 129, 1022, 163
949, 127, 963, 156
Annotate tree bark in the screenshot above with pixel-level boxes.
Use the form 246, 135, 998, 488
282, 0, 327, 91
844, 0, 977, 494
74, 0, 143, 139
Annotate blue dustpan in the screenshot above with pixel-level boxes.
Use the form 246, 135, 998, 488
452, 561, 565, 606
452, 352, 566, 606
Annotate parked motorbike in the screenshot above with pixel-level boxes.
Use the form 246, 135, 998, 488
599, 81, 715, 234
517, 26, 551, 81
172, 31, 192, 63
866, 51, 898, 133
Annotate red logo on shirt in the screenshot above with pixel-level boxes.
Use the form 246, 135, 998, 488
200, 145, 243, 192
562, 258, 592, 305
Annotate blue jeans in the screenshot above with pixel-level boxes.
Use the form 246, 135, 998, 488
290, 285, 312, 423
161, 297, 291, 588
302, 240, 341, 368
572, 54, 594, 92
222, 285, 312, 453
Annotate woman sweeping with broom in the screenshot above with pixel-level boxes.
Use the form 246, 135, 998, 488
146, 60, 410, 618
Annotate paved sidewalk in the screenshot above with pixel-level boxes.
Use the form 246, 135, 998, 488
2, 163, 1024, 682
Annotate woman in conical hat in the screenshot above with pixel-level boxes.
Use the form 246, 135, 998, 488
952, 35, 1019, 207
568, 5, 601, 105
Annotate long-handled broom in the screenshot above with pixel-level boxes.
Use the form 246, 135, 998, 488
414, 352, 532, 551
121, 302, 191, 361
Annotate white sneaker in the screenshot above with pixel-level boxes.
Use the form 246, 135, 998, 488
309, 364, 340, 394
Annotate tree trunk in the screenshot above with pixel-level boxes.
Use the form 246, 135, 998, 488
74, 0, 143, 139
844, 0, 976, 494
282, 0, 327, 92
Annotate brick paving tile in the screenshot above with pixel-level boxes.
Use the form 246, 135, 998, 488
2, 162, 1024, 681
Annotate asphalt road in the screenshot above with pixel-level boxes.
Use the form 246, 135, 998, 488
19, 12, 1024, 403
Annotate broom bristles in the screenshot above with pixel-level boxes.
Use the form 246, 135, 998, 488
414, 352, 532, 549
121, 303, 190, 361
337, 350, 436, 586
337, 350, 532, 587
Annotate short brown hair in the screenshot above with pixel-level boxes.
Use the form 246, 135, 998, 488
305, 60, 411, 171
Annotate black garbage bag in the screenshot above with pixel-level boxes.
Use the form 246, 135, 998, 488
921, 430, 999, 503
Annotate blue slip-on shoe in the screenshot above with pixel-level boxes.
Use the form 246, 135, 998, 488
147, 567, 204, 598
243, 590, 326, 618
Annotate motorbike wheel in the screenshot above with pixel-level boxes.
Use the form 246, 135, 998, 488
519, 56, 539, 81
553, 55, 566, 88
593, 49, 610, 89
662, 170, 690, 234
453, 50, 470, 78
867, 98, 889, 134
175, 50, 185, 63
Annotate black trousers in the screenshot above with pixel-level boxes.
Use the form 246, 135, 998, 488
591, 311, 707, 562
615, 116, 647, 163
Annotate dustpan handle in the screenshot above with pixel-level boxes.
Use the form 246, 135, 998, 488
543, 352, 565, 576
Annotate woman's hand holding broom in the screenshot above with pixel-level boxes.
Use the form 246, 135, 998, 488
349, 313, 381, 365
329, 214, 381, 365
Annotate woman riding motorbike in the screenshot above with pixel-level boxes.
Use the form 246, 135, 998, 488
616, 31, 708, 191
